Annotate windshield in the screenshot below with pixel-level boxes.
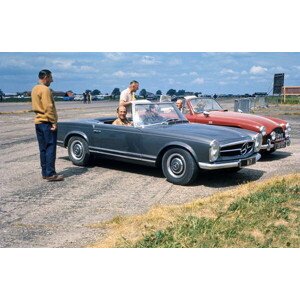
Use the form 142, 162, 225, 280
190, 98, 223, 113
133, 103, 187, 127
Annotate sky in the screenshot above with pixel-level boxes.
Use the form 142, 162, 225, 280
1, 52, 300, 95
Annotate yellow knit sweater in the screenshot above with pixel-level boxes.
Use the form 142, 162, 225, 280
31, 84, 58, 124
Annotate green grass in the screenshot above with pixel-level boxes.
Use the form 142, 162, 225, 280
267, 95, 300, 105
127, 179, 300, 248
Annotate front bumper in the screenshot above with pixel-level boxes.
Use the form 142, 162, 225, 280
260, 138, 291, 150
198, 153, 261, 170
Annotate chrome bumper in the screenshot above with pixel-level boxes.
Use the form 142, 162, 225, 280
198, 153, 261, 170
260, 138, 291, 150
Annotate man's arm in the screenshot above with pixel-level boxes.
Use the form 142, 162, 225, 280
43, 88, 58, 127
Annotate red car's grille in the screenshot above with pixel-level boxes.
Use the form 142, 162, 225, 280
274, 127, 285, 141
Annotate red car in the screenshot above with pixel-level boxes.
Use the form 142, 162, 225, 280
183, 97, 291, 153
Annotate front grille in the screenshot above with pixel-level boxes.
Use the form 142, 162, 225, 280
220, 141, 254, 157
274, 127, 285, 141
264, 127, 285, 144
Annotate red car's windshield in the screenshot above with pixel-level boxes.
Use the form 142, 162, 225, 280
190, 98, 223, 113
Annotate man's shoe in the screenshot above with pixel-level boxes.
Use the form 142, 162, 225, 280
46, 174, 64, 182
43, 173, 57, 179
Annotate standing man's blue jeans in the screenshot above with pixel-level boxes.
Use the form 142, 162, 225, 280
35, 123, 57, 177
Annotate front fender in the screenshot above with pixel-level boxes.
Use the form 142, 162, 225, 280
64, 131, 89, 147
156, 141, 199, 166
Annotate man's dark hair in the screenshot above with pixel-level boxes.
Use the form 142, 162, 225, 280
38, 69, 52, 79
130, 80, 139, 85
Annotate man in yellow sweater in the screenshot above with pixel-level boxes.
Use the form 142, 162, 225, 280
31, 70, 64, 181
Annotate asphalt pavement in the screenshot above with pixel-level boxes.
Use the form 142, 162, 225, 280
0, 100, 299, 247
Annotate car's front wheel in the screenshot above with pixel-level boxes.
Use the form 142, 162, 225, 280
68, 136, 91, 166
162, 148, 199, 185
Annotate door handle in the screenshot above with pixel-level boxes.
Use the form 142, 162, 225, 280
93, 129, 102, 133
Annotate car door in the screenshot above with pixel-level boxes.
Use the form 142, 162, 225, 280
90, 123, 142, 160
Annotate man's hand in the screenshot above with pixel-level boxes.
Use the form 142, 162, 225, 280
50, 124, 57, 131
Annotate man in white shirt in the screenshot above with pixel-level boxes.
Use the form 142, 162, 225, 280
119, 80, 139, 108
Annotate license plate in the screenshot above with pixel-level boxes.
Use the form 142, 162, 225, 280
240, 157, 256, 167
274, 141, 286, 149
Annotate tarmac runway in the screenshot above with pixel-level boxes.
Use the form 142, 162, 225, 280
0, 100, 299, 247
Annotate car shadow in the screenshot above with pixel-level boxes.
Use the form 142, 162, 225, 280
92, 158, 165, 178
190, 168, 265, 187
58, 156, 265, 186
260, 151, 293, 162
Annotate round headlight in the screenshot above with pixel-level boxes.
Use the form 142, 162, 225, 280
254, 133, 262, 152
270, 131, 276, 141
209, 140, 220, 162
259, 126, 266, 136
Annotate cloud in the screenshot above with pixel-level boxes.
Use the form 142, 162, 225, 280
249, 66, 267, 74
168, 58, 182, 66
139, 55, 160, 65
0, 58, 33, 69
112, 70, 155, 78
219, 81, 228, 86
192, 77, 204, 85
181, 71, 198, 77
52, 59, 75, 70
103, 53, 124, 61
220, 68, 237, 75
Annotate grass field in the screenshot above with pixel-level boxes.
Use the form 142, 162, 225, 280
89, 174, 300, 248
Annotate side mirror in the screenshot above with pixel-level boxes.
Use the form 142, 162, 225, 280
203, 110, 210, 117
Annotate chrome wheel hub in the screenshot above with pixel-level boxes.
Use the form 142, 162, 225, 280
167, 153, 186, 178
71, 141, 83, 160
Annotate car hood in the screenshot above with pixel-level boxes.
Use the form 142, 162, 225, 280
142, 123, 255, 144
193, 111, 284, 133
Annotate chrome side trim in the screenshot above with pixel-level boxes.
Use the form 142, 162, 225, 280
89, 148, 156, 163
198, 153, 261, 170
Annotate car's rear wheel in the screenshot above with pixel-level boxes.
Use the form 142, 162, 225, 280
162, 148, 199, 185
68, 136, 91, 166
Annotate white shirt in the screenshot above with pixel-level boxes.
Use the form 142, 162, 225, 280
119, 88, 135, 104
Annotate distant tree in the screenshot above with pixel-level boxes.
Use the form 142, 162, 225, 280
166, 89, 176, 97
176, 89, 185, 96
0, 89, 4, 101
92, 89, 101, 95
139, 89, 147, 99
213, 94, 218, 99
156, 90, 162, 96
111, 88, 120, 100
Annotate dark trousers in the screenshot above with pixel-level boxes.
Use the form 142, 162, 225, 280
35, 123, 57, 177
